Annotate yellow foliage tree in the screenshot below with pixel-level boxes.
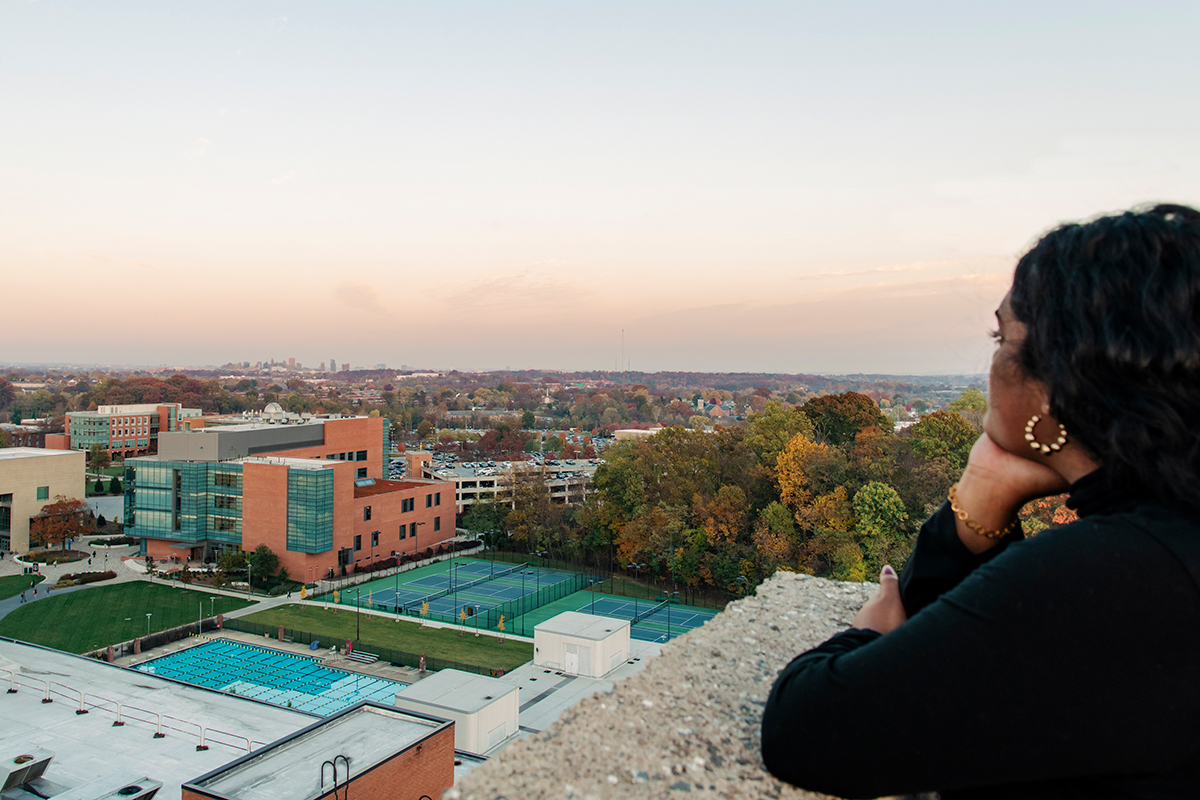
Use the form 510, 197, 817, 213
776, 434, 833, 510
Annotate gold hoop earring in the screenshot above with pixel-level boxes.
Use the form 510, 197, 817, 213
1024, 414, 1067, 455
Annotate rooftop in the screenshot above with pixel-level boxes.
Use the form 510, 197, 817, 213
0, 447, 79, 462
186, 702, 451, 800
0, 639, 315, 800
452, 572, 874, 800
394, 669, 518, 715
534, 611, 630, 641
352, 478, 440, 498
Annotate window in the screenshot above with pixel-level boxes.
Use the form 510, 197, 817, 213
399, 525, 406, 540
214, 495, 237, 510
426, 494, 432, 508
36, 486, 49, 501
354, 534, 362, 551
435, 492, 441, 507
371, 531, 379, 547
355, 450, 368, 461
215, 472, 238, 488
434, 516, 441, 532
409, 522, 417, 538
363, 506, 372, 522
356, 468, 367, 479
402, 498, 414, 513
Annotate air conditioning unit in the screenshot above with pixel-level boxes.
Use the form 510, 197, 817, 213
0, 748, 54, 792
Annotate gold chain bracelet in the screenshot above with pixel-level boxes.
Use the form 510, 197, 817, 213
948, 483, 1020, 540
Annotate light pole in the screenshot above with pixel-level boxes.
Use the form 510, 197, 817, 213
589, 579, 601, 615
355, 587, 361, 643
529, 550, 546, 591
661, 590, 679, 641
209, 596, 216, 618
631, 562, 647, 618
145, 613, 152, 637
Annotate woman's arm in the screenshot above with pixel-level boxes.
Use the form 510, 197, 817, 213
761, 516, 1200, 798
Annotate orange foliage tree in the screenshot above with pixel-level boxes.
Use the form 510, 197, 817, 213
32, 495, 92, 550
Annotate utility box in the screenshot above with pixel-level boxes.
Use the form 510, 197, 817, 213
533, 611, 631, 679
393, 670, 518, 755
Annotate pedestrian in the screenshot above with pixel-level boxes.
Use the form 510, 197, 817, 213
32, 587, 37, 597
19, 592, 25, 603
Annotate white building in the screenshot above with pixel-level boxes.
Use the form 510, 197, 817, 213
533, 612, 631, 679
393, 669, 519, 755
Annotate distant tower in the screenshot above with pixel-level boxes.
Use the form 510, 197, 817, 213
329, 358, 336, 372
341, 363, 349, 372
288, 357, 295, 368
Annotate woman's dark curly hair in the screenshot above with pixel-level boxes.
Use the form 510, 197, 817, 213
1010, 203, 1200, 506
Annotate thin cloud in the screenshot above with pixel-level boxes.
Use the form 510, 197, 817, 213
335, 280, 388, 316
270, 170, 296, 185
441, 265, 580, 309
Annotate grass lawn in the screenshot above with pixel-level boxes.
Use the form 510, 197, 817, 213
0, 582, 255, 654
241, 604, 534, 672
0, 574, 44, 601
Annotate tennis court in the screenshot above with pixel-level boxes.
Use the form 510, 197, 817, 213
579, 597, 717, 642
334, 558, 583, 624
135, 639, 403, 716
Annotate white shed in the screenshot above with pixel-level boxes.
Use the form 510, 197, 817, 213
393, 669, 519, 755
533, 611, 631, 678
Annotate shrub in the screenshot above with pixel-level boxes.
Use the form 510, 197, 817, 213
59, 570, 117, 585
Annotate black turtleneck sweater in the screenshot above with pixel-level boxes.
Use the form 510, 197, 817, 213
761, 473, 1200, 799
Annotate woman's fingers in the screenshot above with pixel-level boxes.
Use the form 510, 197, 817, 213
853, 565, 908, 635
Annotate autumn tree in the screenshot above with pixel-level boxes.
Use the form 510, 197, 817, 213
802, 391, 890, 445
852, 481, 911, 575
32, 495, 91, 550
743, 402, 814, 469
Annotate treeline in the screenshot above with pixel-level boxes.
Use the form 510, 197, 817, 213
465, 390, 1073, 594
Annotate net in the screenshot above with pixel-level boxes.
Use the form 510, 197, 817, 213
400, 562, 530, 610
632, 598, 671, 624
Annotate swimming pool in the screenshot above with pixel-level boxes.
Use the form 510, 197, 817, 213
135, 639, 404, 716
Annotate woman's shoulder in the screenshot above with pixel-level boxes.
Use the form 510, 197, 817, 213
1003, 501, 1200, 593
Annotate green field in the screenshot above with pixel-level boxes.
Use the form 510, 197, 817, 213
0, 583, 254, 653
0, 574, 44, 601
241, 604, 534, 672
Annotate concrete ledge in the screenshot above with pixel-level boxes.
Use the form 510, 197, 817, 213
450, 572, 875, 799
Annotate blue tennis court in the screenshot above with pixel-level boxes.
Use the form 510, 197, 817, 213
135, 639, 403, 716
580, 597, 717, 642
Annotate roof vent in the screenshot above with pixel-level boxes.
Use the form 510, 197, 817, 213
0, 748, 54, 791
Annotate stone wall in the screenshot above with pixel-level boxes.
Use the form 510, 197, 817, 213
451, 572, 875, 800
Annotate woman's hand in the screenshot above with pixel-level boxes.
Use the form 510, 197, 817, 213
953, 433, 1070, 554
854, 566, 907, 634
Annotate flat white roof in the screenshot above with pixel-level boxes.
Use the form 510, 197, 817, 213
534, 612, 630, 641
237, 456, 337, 470
188, 704, 447, 800
0, 640, 314, 800
0, 447, 80, 461
394, 669, 518, 715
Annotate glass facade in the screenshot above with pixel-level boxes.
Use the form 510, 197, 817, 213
125, 459, 243, 544
69, 414, 110, 451
380, 420, 389, 476
287, 469, 333, 553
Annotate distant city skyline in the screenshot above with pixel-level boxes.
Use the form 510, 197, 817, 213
3, 2, 1198, 374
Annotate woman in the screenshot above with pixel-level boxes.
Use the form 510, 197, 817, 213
761, 204, 1200, 799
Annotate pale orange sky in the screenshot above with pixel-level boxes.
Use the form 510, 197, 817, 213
4, 3, 1199, 373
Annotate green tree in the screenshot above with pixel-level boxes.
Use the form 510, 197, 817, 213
688, 414, 709, 431
521, 410, 535, 429
88, 444, 111, 475
109, 476, 122, 494
948, 387, 987, 413
217, 550, 247, 577
248, 543, 280, 583
743, 402, 815, 469
852, 481, 911, 574
909, 410, 977, 470
803, 392, 890, 445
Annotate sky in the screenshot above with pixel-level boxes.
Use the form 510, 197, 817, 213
3, 1, 1199, 375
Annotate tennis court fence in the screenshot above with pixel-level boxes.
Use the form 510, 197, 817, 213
221, 618, 509, 678
345, 568, 605, 636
